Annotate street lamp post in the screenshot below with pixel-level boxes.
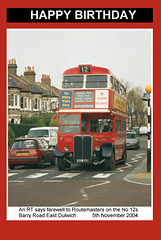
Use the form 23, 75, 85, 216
142, 85, 151, 172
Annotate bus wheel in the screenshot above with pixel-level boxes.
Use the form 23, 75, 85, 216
9, 164, 15, 170
104, 151, 115, 171
121, 147, 127, 164
57, 157, 66, 171
65, 161, 71, 169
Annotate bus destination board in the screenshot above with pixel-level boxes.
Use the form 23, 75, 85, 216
74, 91, 94, 103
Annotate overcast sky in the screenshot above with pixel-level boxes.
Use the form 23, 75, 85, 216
7, 29, 152, 91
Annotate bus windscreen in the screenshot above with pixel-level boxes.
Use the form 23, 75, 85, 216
62, 76, 83, 88
86, 75, 107, 88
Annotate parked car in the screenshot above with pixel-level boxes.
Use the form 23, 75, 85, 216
126, 132, 140, 150
139, 126, 148, 136
133, 127, 140, 136
8, 138, 55, 169
27, 127, 58, 148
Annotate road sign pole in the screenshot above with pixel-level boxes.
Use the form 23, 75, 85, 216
147, 98, 151, 172
142, 85, 151, 173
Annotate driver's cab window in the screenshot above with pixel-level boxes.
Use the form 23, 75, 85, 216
81, 119, 87, 133
90, 119, 113, 132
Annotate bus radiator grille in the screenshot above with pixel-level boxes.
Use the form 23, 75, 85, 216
74, 136, 92, 162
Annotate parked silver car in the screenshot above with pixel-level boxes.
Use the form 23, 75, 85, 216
126, 132, 140, 150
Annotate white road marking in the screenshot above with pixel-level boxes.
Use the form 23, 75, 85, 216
116, 153, 145, 172
80, 181, 110, 201
80, 188, 89, 200
85, 181, 110, 189
8, 173, 19, 177
123, 177, 150, 186
43, 180, 63, 183
8, 180, 24, 183
40, 170, 55, 172
65, 202, 79, 206
53, 172, 82, 179
25, 173, 48, 179
92, 173, 114, 178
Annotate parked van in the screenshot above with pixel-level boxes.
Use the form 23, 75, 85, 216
139, 126, 148, 136
27, 127, 58, 147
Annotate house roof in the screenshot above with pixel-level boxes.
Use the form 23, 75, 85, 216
8, 73, 59, 98
8, 77, 21, 89
18, 81, 31, 92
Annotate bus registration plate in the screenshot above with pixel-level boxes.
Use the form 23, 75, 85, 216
77, 159, 89, 163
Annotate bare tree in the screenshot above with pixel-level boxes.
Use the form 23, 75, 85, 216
127, 87, 147, 128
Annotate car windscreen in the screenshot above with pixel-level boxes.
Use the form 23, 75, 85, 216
127, 134, 136, 139
11, 140, 36, 149
28, 129, 49, 138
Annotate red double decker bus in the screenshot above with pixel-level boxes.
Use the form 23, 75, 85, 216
55, 65, 127, 171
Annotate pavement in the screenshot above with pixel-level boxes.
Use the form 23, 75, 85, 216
124, 158, 151, 185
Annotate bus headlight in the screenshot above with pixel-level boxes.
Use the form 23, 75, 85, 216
64, 146, 69, 151
95, 146, 100, 151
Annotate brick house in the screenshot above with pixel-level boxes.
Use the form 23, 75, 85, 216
8, 59, 59, 124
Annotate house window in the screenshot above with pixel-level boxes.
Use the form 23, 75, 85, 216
9, 94, 14, 106
52, 102, 56, 110
42, 101, 45, 111
35, 98, 38, 109
45, 101, 48, 110
21, 97, 24, 108
15, 95, 18, 106
24, 97, 27, 109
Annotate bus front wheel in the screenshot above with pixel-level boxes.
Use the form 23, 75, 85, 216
57, 156, 70, 171
104, 151, 115, 171
57, 157, 66, 171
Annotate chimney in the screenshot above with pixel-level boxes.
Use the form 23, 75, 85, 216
8, 59, 18, 75
41, 74, 51, 87
24, 66, 36, 82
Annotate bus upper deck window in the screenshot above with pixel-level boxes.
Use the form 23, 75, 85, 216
86, 75, 107, 88
62, 76, 83, 88
110, 76, 114, 89
114, 79, 119, 93
120, 85, 123, 95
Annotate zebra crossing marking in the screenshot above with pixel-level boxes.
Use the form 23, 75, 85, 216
25, 173, 48, 179
8, 173, 19, 177
8, 171, 115, 181
53, 172, 82, 179
92, 173, 114, 178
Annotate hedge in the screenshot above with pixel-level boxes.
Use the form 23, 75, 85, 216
8, 123, 39, 138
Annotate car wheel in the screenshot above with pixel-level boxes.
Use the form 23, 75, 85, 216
57, 156, 66, 171
39, 157, 44, 168
104, 151, 115, 171
9, 164, 15, 170
51, 157, 55, 166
